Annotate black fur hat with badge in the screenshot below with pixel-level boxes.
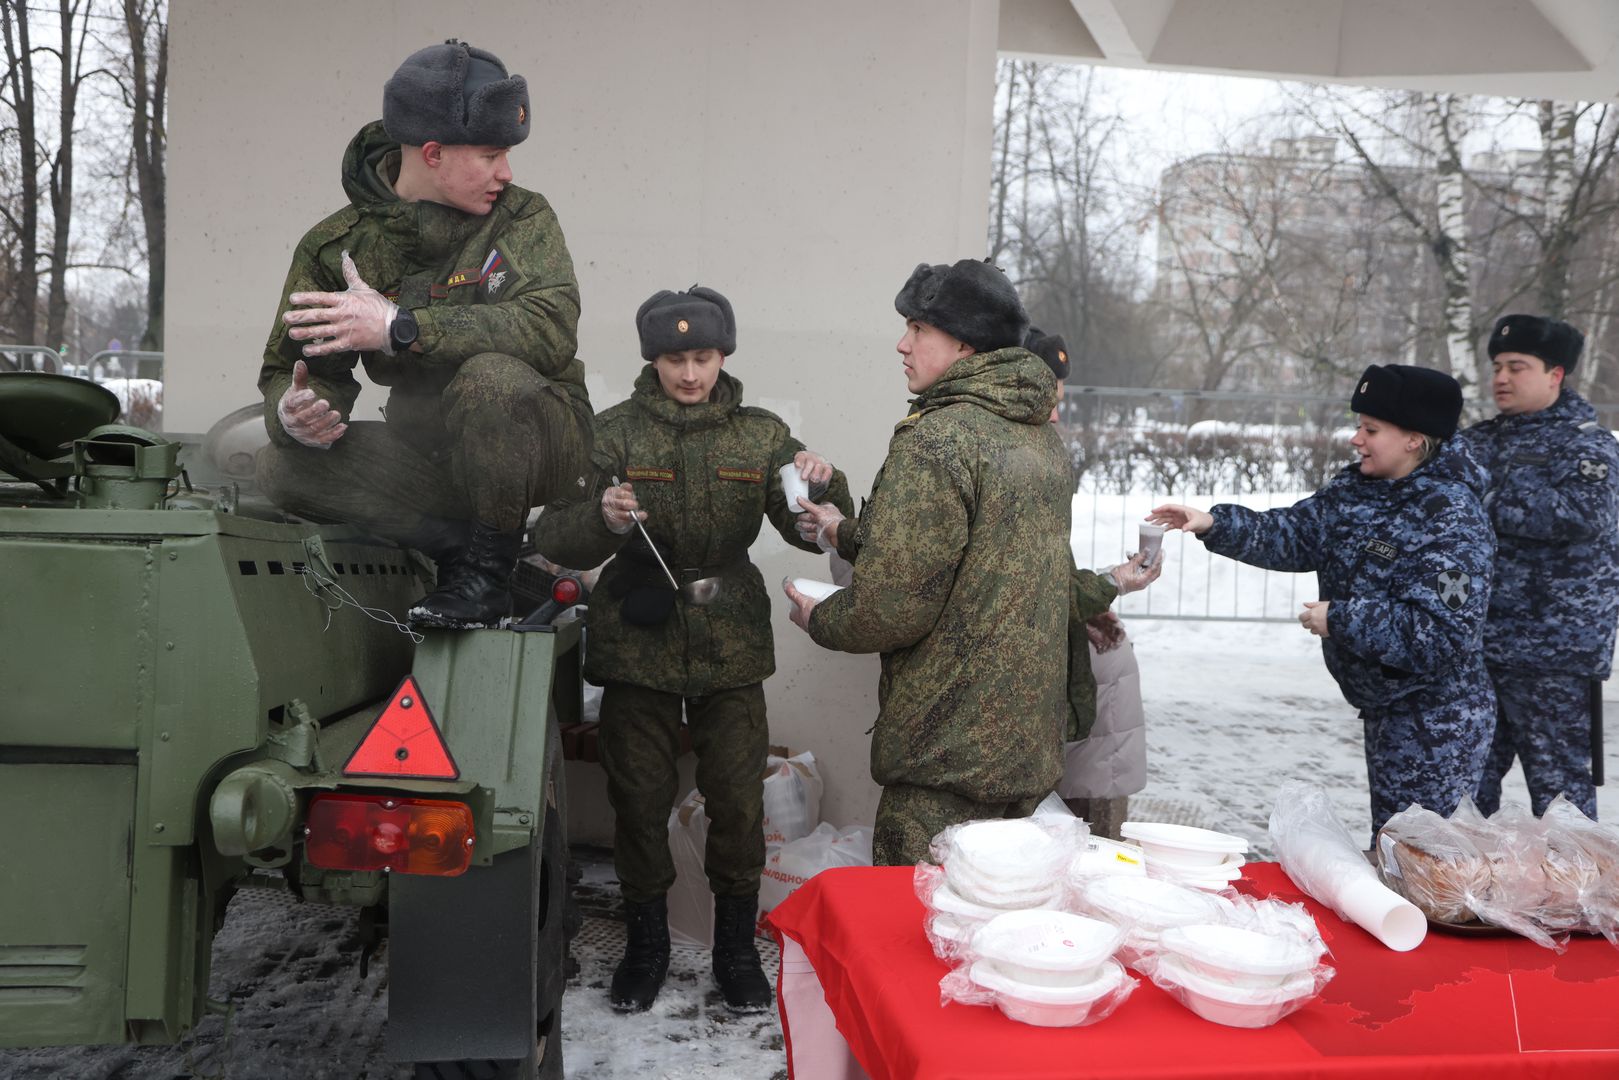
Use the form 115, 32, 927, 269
636, 285, 736, 361
895, 259, 1029, 353
1024, 325, 1070, 381
1487, 313, 1585, 373
383, 39, 531, 148
1350, 364, 1464, 440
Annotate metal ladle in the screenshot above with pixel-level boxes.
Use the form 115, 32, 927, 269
612, 476, 724, 605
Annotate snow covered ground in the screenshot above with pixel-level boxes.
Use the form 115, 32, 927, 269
5, 486, 1616, 1078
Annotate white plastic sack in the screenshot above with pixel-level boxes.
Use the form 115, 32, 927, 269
759, 822, 873, 922
762, 751, 823, 848
667, 790, 715, 948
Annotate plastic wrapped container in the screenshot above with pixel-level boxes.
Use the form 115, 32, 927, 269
1122, 821, 1250, 868
971, 910, 1123, 987
1157, 923, 1318, 988
960, 959, 1132, 1028
1154, 955, 1317, 1028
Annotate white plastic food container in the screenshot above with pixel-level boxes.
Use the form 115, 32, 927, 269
1157, 923, 1317, 988
1121, 821, 1250, 868
931, 881, 1061, 921
945, 819, 1067, 903
972, 910, 1123, 987
1077, 874, 1229, 934
1070, 836, 1147, 878
968, 958, 1128, 1027
1156, 955, 1317, 1028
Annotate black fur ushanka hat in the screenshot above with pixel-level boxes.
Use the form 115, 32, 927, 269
894, 259, 1029, 353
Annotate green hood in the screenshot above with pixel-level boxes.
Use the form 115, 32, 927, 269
629, 366, 745, 432
912, 346, 1059, 426
338, 120, 505, 263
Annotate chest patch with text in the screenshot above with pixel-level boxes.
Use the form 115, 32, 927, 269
625, 467, 675, 482
717, 467, 764, 483
1363, 538, 1398, 562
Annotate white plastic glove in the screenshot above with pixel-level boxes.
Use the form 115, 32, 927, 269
1105, 550, 1163, 595
276, 360, 347, 449
600, 481, 645, 535
792, 448, 834, 487
282, 251, 399, 357
795, 500, 846, 553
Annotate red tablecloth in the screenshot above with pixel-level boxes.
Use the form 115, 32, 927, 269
767, 862, 1619, 1080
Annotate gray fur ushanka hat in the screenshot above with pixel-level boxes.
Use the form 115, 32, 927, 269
895, 258, 1029, 352
383, 39, 531, 147
636, 286, 736, 361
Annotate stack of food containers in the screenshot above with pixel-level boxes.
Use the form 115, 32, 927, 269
963, 910, 1129, 1027
1148, 923, 1325, 1027
1121, 821, 1249, 891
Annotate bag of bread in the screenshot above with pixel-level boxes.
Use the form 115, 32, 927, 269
1541, 796, 1619, 945
1448, 800, 1563, 949
1376, 806, 1492, 925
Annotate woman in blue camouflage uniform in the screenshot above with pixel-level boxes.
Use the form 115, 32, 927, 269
1151, 366, 1496, 838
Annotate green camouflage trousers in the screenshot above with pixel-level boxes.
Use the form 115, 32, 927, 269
872, 783, 1044, 867
598, 680, 768, 904
257, 352, 592, 537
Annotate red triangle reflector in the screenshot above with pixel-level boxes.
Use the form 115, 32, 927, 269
343, 675, 460, 780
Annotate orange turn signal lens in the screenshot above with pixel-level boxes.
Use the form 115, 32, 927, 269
304, 793, 475, 876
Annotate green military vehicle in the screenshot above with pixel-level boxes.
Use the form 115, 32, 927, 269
0, 372, 579, 1078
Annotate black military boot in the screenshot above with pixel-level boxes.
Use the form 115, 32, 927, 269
408, 520, 521, 629
712, 893, 772, 1014
610, 895, 671, 1013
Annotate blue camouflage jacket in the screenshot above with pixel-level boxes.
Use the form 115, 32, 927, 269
1454, 390, 1619, 677
1201, 440, 1494, 712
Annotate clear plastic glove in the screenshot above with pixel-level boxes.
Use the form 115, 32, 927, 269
1300, 600, 1331, 638
282, 251, 398, 357
1147, 502, 1213, 535
781, 577, 819, 632
276, 359, 347, 449
794, 500, 845, 553
792, 449, 835, 487
600, 481, 645, 535
1106, 550, 1162, 594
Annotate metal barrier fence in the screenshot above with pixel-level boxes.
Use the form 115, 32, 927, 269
0, 346, 164, 431
1060, 384, 1619, 622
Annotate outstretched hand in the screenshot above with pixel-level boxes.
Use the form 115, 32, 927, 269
276, 360, 347, 448
1148, 503, 1213, 535
794, 500, 845, 552
1300, 600, 1331, 638
282, 251, 398, 357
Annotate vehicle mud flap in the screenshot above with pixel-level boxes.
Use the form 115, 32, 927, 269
395, 727, 568, 1079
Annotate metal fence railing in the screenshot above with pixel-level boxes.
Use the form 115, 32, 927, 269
0, 345, 164, 431
1061, 384, 1618, 622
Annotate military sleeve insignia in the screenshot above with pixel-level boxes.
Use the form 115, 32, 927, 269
1435, 569, 1472, 611
1578, 458, 1609, 481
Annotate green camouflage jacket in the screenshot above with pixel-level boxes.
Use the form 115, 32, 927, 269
807, 347, 1071, 802
536, 367, 853, 695
258, 121, 586, 445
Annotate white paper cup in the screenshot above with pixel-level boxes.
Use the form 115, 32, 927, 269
1138, 523, 1165, 566
779, 463, 812, 513
1337, 875, 1427, 952
789, 577, 844, 602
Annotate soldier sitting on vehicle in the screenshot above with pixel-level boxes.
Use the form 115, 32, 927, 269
1456, 315, 1619, 820
1151, 365, 1496, 840
535, 285, 853, 1014
256, 39, 593, 629
782, 258, 1073, 866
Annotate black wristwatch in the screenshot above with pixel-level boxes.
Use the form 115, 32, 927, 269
388, 307, 420, 354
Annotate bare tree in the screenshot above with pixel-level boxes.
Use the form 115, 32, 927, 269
0, 0, 41, 344
118, 0, 164, 348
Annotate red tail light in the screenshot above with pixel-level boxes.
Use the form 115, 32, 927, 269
552, 576, 581, 605
304, 793, 475, 876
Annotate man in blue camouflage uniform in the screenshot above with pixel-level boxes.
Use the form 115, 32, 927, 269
1455, 315, 1619, 820
1153, 365, 1495, 837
